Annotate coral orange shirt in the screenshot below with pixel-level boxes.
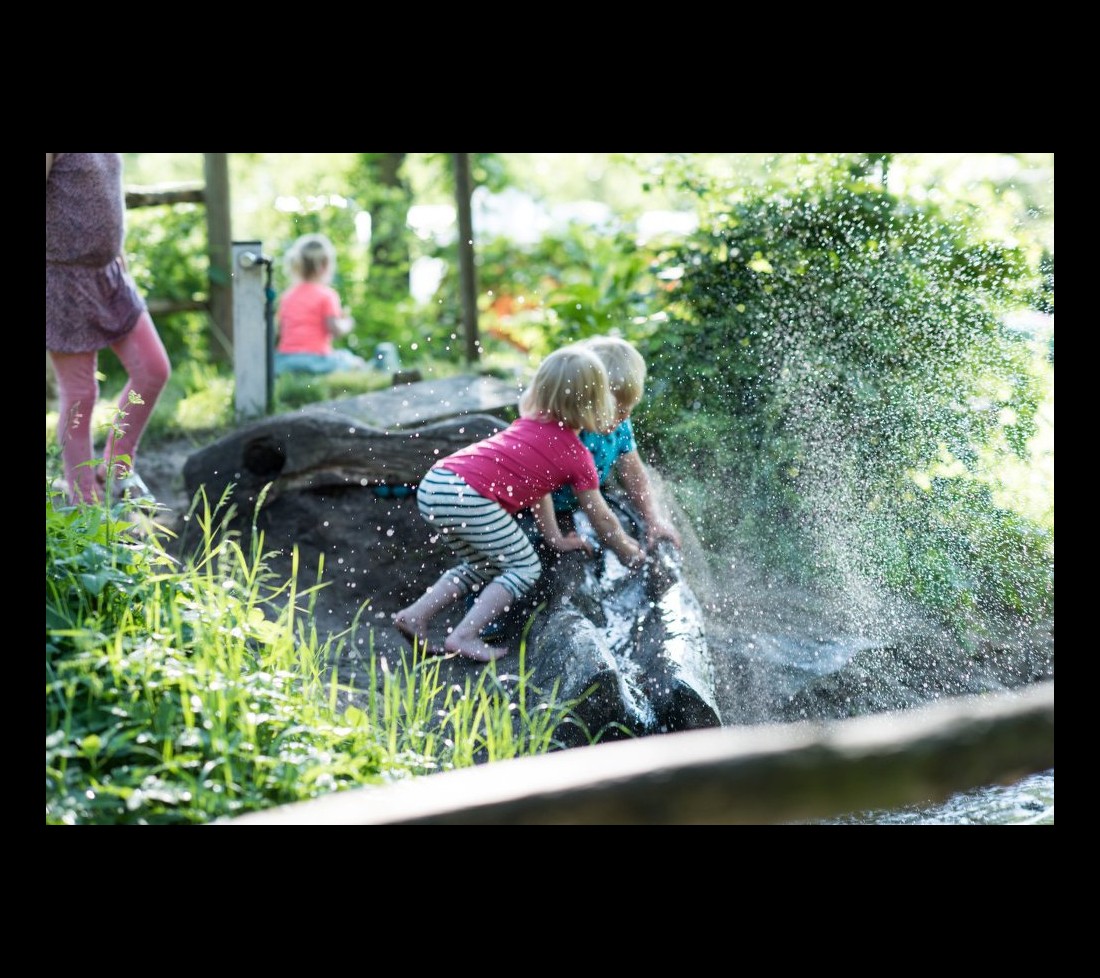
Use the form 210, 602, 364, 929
276, 281, 340, 355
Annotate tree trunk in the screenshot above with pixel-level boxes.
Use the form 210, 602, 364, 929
363, 153, 411, 306
203, 153, 233, 362
454, 152, 480, 365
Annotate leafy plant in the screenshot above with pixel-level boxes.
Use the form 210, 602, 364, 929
125, 204, 215, 374
423, 224, 663, 363
634, 159, 1053, 633
46, 450, 593, 824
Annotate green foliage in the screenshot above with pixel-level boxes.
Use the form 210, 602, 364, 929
350, 155, 411, 300
636, 164, 1053, 632
164, 361, 235, 437
273, 367, 394, 412
1037, 249, 1054, 317
406, 153, 514, 198
423, 224, 663, 363
126, 205, 208, 313
46, 475, 361, 824
123, 205, 215, 384
538, 227, 660, 343
45, 455, 591, 824
853, 476, 1054, 624
351, 290, 430, 362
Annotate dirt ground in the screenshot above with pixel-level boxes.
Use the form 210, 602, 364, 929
132, 435, 197, 524
131, 435, 197, 524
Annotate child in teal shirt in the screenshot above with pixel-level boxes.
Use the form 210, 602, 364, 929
476, 335, 681, 641
551, 335, 681, 551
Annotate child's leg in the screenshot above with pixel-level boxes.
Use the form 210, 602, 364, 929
332, 349, 370, 371
274, 352, 331, 375
443, 581, 517, 662
435, 512, 542, 661
102, 312, 171, 477
393, 570, 470, 654
394, 469, 479, 650
49, 349, 101, 503
396, 467, 542, 659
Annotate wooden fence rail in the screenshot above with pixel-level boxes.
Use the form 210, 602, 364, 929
125, 184, 206, 209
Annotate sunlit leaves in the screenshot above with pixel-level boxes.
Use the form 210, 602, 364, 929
633, 167, 1052, 632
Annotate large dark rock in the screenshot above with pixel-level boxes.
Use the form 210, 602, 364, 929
182, 405, 511, 524
522, 505, 720, 747
180, 407, 723, 747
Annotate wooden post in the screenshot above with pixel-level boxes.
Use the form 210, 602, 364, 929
453, 153, 480, 365
232, 242, 270, 421
204, 153, 233, 362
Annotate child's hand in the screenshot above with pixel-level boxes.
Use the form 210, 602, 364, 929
329, 311, 354, 337
623, 544, 647, 571
549, 531, 593, 555
646, 520, 682, 551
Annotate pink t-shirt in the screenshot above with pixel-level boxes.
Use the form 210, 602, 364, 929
440, 416, 600, 514
276, 281, 340, 355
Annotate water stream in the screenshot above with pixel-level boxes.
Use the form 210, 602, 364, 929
816, 769, 1054, 825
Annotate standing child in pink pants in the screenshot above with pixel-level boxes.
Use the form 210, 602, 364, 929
46, 153, 171, 505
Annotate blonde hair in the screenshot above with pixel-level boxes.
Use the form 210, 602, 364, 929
583, 335, 647, 410
520, 346, 617, 432
285, 233, 336, 283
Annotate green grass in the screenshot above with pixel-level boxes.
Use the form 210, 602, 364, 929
45, 428, 592, 825
45, 344, 1053, 823
273, 367, 399, 412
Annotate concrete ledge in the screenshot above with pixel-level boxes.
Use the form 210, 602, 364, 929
223, 681, 1054, 825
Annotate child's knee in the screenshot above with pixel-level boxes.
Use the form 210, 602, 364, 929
53, 364, 98, 407
132, 355, 171, 397
64, 381, 99, 408
147, 352, 172, 390
510, 564, 542, 597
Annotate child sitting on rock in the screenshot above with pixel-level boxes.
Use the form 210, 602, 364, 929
552, 334, 681, 550
274, 233, 369, 375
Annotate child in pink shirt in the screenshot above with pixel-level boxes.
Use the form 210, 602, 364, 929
275, 233, 368, 374
394, 346, 647, 662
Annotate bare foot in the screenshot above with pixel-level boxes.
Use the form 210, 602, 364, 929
442, 634, 509, 662
392, 613, 446, 656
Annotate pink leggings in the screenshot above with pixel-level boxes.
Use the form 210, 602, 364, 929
49, 312, 171, 503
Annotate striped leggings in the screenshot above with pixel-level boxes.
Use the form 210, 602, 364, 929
417, 466, 543, 600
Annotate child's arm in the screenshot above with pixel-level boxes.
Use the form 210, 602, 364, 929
575, 488, 646, 570
326, 308, 354, 338
617, 450, 682, 550
532, 494, 591, 554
